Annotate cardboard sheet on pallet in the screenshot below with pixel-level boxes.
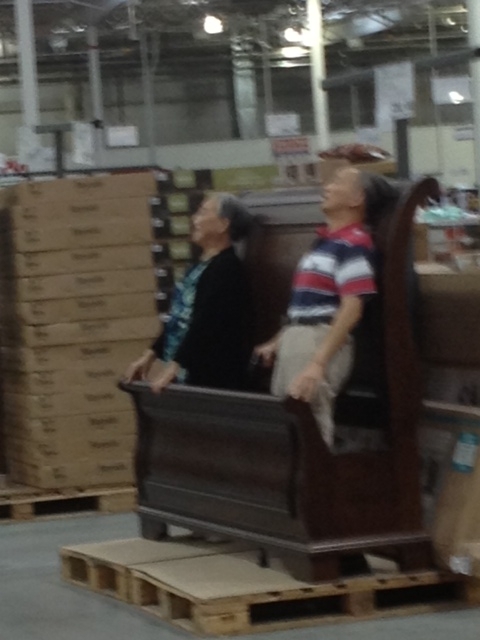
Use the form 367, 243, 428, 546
62, 538, 250, 568
0, 244, 153, 279
132, 552, 313, 598
131, 552, 459, 602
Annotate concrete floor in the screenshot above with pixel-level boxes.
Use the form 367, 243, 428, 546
1, 514, 480, 640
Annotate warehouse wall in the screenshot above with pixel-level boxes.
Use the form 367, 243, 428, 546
0, 67, 475, 187
98, 126, 476, 188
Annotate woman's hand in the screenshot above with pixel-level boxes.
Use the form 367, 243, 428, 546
150, 362, 181, 394
123, 350, 156, 383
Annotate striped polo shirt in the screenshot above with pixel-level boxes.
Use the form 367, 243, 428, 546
287, 222, 377, 323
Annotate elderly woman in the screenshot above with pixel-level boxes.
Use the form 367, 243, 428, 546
124, 193, 253, 392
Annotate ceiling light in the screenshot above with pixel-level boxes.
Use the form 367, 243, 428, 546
445, 17, 457, 26
203, 15, 224, 35
301, 29, 314, 47
281, 46, 308, 59
449, 90, 465, 105
284, 28, 313, 47
284, 27, 302, 43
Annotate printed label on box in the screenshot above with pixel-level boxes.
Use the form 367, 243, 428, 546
452, 432, 480, 473
170, 216, 191, 236
167, 194, 190, 213
173, 171, 195, 190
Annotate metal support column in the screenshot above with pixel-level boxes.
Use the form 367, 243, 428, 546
307, 0, 330, 151
395, 119, 411, 179
231, 37, 261, 140
36, 123, 72, 179
87, 26, 104, 166
467, 0, 480, 187
140, 30, 156, 165
14, 0, 40, 128
260, 22, 274, 118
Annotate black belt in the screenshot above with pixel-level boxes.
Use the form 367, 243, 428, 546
286, 317, 332, 327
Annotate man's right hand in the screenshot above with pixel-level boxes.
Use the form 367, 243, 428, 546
254, 338, 279, 368
123, 349, 156, 384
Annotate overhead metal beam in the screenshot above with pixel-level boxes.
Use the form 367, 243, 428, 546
322, 47, 480, 90
90, 0, 128, 23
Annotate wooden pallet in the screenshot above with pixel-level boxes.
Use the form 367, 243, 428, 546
0, 483, 136, 522
61, 538, 252, 602
129, 552, 466, 636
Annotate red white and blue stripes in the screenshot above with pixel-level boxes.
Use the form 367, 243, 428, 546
287, 223, 377, 323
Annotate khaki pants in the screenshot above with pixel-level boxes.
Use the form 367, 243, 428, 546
271, 325, 353, 449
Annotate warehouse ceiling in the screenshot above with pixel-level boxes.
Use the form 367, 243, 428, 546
0, 0, 469, 79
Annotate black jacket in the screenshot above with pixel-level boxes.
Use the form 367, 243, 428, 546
152, 247, 252, 390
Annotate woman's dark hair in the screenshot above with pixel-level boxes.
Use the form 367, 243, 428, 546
217, 193, 254, 242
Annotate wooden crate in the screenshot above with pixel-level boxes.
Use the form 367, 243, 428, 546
129, 552, 466, 636
61, 537, 251, 602
0, 483, 136, 522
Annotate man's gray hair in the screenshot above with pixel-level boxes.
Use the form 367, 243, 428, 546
216, 193, 254, 242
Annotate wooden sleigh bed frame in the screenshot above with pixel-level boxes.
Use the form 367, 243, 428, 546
120, 176, 440, 582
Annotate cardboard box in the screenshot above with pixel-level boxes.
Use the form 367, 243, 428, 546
11, 292, 156, 326
0, 172, 157, 206
3, 361, 134, 395
6, 197, 152, 229
1, 339, 150, 372
8, 458, 134, 490
3, 316, 159, 348
0, 244, 153, 278
426, 366, 480, 407
7, 218, 152, 253
417, 266, 480, 366
3, 411, 135, 441
418, 401, 480, 570
4, 383, 132, 418
7, 433, 136, 465
5, 268, 156, 301
414, 224, 429, 262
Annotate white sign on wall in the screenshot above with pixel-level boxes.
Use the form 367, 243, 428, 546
375, 61, 415, 130
17, 125, 43, 169
105, 126, 140, 148
72, 121, 95, 166
454, 125, 474, 141
431, 76, 472, 106
265, 113, 301, 138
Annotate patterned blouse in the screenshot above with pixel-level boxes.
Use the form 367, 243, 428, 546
162, 260, 211, 382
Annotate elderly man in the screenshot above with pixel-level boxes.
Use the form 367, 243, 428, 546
256, 167, 382, 448
125, 193, 253, 392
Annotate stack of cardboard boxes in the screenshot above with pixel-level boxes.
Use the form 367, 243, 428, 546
0, 173, 160, 490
